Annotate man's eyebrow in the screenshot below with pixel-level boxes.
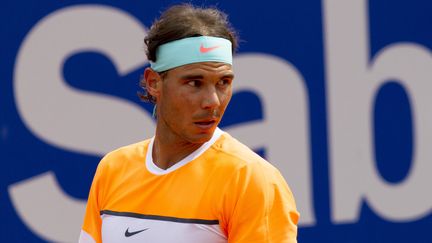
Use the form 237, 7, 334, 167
180, 74, 204, 80
179, 73, 234, 80
221, 73, 235, 79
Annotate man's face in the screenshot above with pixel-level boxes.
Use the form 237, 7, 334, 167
156, 62, 234, 144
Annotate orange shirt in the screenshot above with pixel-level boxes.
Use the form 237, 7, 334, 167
79, 128, 299, 243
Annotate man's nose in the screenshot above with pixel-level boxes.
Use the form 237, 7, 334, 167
201, 86, 220, 109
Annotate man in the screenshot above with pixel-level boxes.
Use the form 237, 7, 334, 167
79, 4, 299, 243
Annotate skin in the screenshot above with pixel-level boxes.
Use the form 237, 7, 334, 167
144, 62, 234, 169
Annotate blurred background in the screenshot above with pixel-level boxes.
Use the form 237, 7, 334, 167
1, 0, 432, 242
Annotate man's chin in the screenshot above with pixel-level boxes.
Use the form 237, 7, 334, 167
188, 132, 214, 144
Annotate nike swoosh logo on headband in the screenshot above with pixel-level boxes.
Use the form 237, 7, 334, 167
200, 44, 220, 53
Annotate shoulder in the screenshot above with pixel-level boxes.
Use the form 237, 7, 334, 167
213, 130, 297, 192
97, 139, 150, 173
213, 133, 298, 226
212, 132, 278, 172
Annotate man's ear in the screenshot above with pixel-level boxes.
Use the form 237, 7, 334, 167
144, 68, 162, 99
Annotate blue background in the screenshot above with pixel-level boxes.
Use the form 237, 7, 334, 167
1, 0, 431, 242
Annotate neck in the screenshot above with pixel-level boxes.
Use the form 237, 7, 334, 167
152, 130, 204, 170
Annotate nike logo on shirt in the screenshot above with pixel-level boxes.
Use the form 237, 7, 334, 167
125, 227, 149, 237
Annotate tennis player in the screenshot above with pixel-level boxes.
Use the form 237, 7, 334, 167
79, 4, 299, 243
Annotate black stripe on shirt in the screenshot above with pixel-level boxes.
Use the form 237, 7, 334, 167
100, 210, 219, 225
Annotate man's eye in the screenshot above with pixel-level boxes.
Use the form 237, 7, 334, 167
218, 79, 231, 86
187, 80, 200, 87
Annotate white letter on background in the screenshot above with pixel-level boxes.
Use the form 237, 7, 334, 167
226, 54, 314, 226
324, 0, 432, 223
11, 5, 151, 242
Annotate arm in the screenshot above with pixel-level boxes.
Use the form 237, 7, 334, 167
222, 162, 299, 243
79, 160, 107, 243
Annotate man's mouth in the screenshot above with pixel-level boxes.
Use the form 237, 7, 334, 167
194, 120, 216, 129
195, 120, 215, 125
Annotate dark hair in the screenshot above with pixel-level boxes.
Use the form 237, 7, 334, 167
138, 3, 239, 103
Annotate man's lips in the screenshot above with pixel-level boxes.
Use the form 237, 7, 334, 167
193, 110, 221, 129
194, 119, 217, 129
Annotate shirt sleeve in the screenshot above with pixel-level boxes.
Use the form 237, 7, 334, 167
79, 159, 107, 243
221, 162, 300, 243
